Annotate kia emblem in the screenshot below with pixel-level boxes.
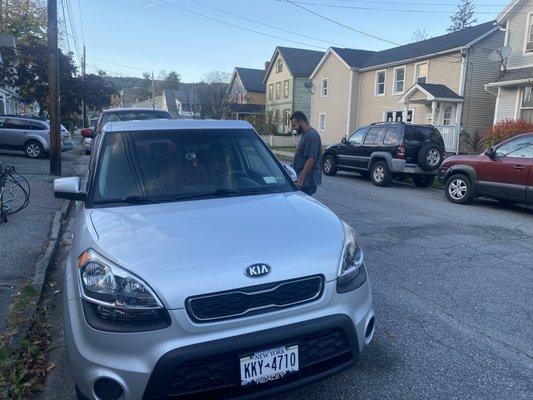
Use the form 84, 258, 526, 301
244, 263, 271, 278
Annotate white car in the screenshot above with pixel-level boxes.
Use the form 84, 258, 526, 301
54, 119, 375, 400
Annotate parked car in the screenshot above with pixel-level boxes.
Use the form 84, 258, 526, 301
0, 114, 73, 158
439, 133, 533, 205
54, 119, 375, 400
323, 122, 445, 187
81, 108, 173, 154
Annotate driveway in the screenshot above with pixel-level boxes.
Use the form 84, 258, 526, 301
40, 172, 532, 399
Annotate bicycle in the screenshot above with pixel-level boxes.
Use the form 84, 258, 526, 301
0, 162, 30, 222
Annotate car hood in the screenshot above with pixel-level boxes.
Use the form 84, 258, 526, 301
89, 192, 345, 309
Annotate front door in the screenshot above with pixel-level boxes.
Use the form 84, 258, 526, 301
0, 118, 28, 149
477, 136, 533, 201
337, 127, 367, 169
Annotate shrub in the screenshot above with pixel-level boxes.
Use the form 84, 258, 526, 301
483, 119, 533, 147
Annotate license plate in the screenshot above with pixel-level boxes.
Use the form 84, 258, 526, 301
240, 345, 299, 386
404, 167, 415, 173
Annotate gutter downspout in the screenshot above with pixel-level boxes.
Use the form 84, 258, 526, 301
346, 68, 354, 136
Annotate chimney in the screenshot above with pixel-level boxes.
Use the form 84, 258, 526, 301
264, 61, 270, 71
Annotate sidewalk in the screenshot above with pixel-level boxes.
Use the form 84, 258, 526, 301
0, 145, 88, 333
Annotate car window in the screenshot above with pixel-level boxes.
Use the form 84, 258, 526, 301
3, 118, 27, 130
495, 137, 533, 158
0, 117, 5, 128
93, 129, 293, 205
374, 127, 386, 144
29, 121, 47, 130
349, 128, 366, 144
364, 127, 384, 145
383, 125, 403, 145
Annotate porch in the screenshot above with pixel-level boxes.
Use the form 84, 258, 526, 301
398, 83, 463, 153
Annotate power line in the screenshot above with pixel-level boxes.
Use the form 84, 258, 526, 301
76, 0, 85, 44
283, 0, 401, 45
280, 1, 502, 15
185, 0, 351, 47
156, 0, 326, 50
86, 55, 150, 72
64, 0, 80, 60
315, 0, 506, 6
59, 0, 71, 54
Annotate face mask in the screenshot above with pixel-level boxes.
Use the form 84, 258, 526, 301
291, 129, 299, 136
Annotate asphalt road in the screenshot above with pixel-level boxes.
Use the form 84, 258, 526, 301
40, 171, 532, 400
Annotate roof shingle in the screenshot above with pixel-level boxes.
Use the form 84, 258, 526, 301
496, 67, 533, 82
418, 83, 462, 99
277, 47, 325, 77
330, 47, 376, 68
235, 67, 266, 92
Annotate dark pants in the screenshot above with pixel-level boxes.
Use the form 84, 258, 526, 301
300, 186, 317, 196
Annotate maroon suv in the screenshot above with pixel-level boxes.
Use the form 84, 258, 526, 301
438, 133, 533, 205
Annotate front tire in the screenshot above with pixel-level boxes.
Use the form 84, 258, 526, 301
412, 175, 435, 188
370, 161, 392, 187
24, 140, 44, 158
322, 155, 337, 176
445, 174, 474, 204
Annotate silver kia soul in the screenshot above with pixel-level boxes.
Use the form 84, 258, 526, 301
54, 119, 375, 400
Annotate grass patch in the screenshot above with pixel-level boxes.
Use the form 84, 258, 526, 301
0, 282, 52, 399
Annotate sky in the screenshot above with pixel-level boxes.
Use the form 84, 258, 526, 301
63, 0, 508, 82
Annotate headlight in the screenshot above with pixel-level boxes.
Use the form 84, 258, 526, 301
337, 222, 367, 293
77, 249, 170, 329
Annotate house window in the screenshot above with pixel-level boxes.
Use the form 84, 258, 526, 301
415, 62, 428, 84
283, 80, 289, 98
274, 109, 280, 123
521, 86, 533, 123
443, 105, 453, 125
275, 82, 281, 99
375, 71, 386, 96
319, 113, 326, 132
393, 67, 405, 94
268, 84, 273, 101
321, 78, 328, 97
284, 109, 291, 127
276, 59, 283, 73
385, 110, 412, 122
525, 13, 533, 53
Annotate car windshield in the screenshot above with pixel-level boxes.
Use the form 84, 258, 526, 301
101, 110, 172, 127
93, 129, 294, 205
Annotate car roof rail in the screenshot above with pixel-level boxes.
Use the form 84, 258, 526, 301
0, 114, 47, 121
369, 121, 405, 126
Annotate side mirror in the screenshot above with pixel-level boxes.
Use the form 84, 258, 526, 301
485, 148, 495, 158
341, 137, 348, 145
54, 177, 87, 201
81, 127, 94, 138
283, 164, 298, 182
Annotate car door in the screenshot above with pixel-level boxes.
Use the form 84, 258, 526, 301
336, 127, 367, 169
0, 117, 6, 148
1, 118, 28, 149
476, 136, 532, 201
360, 126, 386, 169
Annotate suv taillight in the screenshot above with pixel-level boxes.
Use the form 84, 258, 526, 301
396, 146, 406, 159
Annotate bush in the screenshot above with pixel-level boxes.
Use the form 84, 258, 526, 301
483, 119, 533, 147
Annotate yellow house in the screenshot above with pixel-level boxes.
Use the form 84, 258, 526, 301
227, 67, 266, 124
311, 22, 504, 153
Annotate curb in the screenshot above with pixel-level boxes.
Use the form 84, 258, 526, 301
8, 199, 71, 348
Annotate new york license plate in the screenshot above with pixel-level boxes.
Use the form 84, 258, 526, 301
240, 345, 299, 386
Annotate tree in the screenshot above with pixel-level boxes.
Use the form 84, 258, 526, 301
142, 72, 152, 90
164, 71, 181, 90
410, 28, 429, 43
75, 74, 116, 112
198, 71, 230, 119
447, 0, 477, 33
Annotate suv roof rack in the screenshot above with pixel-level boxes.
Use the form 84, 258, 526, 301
369, 121, 406, 126
0, 114, 48, 121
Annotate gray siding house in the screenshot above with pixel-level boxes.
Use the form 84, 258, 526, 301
486, 0, 533, 123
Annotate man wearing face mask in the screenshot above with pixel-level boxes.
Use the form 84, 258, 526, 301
291, 111, 322, 196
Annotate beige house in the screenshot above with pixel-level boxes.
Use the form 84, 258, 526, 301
311, 22, 505, 153
227, 67, 266, 124
264, 47, 324, 134
485, 0, 533, 124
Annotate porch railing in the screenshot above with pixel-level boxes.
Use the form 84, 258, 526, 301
260, 135, 298, 148
434, 124, 460, 154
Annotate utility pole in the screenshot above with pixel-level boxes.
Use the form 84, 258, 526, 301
82, 44, 87, 127
48, 0, 61, 175
151, 71, 155, 110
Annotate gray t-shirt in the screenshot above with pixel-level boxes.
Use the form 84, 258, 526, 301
293, 127, 323, 188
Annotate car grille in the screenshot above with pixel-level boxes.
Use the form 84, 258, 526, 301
186, 275, 324, 322
146, 328, 352, 400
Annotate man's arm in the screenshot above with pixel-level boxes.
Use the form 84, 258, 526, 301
296, 156, 316, 188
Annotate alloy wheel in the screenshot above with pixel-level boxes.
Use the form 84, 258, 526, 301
426, 149, 441, 167
26, 143, 41, 158
448, 178, 468, 200
373, 165, 384, 182
324, 158, 332, 173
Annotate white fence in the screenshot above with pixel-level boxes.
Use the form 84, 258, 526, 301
435, 124, 460, 154
260, 135, 299, 148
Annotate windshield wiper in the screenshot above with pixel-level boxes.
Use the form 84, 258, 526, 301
165, 188, 267, 202
94, 195, 162, 205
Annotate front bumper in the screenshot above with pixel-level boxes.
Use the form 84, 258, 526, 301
61, 141, 74, 152
64, 261, 374, 400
